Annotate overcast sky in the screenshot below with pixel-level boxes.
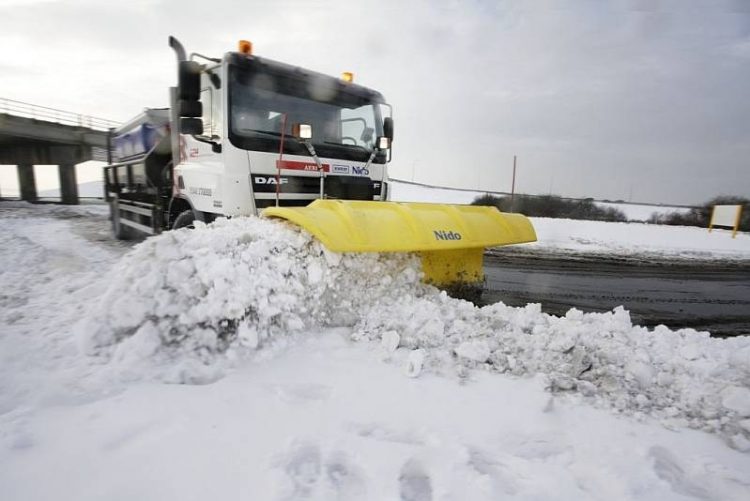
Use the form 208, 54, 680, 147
1, 0, 749, 204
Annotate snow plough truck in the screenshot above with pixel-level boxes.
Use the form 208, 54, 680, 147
104, 37, 536, 292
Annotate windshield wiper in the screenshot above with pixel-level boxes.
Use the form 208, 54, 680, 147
323, 141, 369, 152
241, 129, 307, 141
241, 129, 285, 138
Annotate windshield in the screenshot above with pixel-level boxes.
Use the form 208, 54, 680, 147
229, 64, 389, 163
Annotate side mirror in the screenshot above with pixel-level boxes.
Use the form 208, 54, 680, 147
180, 117, 203, 135
383, 117, 394, 141
292, 123, 312, 140
178, 100, 202, 118
377, 136, 390, 150
178, 61, 201, 101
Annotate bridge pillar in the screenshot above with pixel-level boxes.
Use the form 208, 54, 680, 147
17, 164, 37, 202
58, 163, 79, 205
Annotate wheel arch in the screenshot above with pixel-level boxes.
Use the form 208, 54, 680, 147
168, 196, 203, 229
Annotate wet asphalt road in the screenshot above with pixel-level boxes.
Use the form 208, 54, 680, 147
482, 252, 750, 337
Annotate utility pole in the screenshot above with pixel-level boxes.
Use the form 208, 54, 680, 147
510, 155, 517, 212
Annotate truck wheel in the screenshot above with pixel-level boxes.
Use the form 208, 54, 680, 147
111, 200, 134, 240
172, 209, 197, 230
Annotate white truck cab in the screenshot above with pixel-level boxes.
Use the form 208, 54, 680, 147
104, 37, 394, 237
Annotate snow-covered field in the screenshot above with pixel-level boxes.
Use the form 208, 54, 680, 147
524, 217, 750, 261
2, 203, 750, 500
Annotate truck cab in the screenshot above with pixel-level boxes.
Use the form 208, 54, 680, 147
104, 38, 394, 237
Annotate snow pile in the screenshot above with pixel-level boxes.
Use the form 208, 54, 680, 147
355, 296, 750, 450
79, 217, 425, 382
81, 216, 750, 449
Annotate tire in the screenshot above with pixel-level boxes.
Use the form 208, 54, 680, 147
172, 209, 197, 230
110, 199, 134, 240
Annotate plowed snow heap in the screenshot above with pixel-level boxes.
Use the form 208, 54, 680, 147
81, 219, 750, 451
81, 217, 426, 366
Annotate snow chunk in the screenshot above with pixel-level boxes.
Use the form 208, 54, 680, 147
405, 349, 426, 378
720, 386, 750, 417
455, 341, 491, 363
680, 343, 702, 361
112, 321, 162, 363
625, 361, 655, 389
381, 331, 400, 353
237, 321, 260, 349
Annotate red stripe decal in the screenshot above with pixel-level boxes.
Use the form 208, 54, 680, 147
276, 160, 330, 172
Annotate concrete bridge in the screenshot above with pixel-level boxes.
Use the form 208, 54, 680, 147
0, 98, 120, 204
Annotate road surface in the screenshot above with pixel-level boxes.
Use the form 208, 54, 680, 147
483, 252, 750, 337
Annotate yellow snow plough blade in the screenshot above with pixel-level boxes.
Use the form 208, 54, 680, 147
263, 199, 536, 288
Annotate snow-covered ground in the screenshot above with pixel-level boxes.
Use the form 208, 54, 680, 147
2, 202, 750, 500
37, 180, 104, 198
389, 180, 692, 221
524, 217, 750, 261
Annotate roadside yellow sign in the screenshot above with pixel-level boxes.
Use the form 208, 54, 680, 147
709, 204, 743, 238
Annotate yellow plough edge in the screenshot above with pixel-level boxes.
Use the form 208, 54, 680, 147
263, 200, 536, 290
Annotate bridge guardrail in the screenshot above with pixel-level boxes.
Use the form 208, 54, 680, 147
0, 97, 120, 131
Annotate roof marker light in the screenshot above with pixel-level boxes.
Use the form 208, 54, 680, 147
342, 72, 354, 83
238, 40, 253, 55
